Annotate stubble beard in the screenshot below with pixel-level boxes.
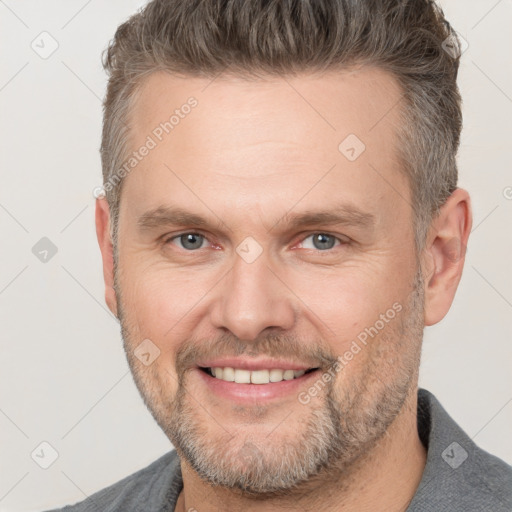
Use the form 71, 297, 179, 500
115, 262, 425, 496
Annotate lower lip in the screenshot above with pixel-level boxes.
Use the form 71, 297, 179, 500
195, 368, 320, 402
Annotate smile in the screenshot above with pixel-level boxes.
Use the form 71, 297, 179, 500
200, 367, 318, 384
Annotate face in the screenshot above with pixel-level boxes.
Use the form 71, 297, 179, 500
111, 67, 425, 493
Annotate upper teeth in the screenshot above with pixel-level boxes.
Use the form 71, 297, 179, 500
210, 367, 307, 384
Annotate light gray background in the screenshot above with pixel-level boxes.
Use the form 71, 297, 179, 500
1, 1, 511, 511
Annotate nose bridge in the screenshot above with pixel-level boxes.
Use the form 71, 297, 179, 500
211, 246, 295, 340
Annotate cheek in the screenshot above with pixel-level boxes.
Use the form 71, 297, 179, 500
119, 271, 197, 389
290, 266, 405, 354
296, 267, 389, 321
120, 265, 211, 340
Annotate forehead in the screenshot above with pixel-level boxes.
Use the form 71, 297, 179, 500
120, 67, 410, 231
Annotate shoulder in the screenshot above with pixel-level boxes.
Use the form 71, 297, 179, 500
465, 439, 512, 510
43, 449, 181, 512
409, 389, 512, 512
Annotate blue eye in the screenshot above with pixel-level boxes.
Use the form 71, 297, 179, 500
165, 232, 345, 253
170, 233, 207, 250
301, 233, 341, 251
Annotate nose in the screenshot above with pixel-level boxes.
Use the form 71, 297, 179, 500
210, 250, 296, 341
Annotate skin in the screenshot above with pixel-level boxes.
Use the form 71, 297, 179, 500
96, 67, 472, 511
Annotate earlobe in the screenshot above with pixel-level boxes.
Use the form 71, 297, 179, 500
423, 188, 472, 326
95, 198, 118, 319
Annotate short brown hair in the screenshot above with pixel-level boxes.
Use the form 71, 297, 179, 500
101, 0, 463, 255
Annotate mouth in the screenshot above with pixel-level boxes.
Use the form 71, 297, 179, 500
199, 366, 319, 384
194, 358, 323, 402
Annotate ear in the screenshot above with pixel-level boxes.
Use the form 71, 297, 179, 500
95, 198, 118, 319
421, 188, 472, 326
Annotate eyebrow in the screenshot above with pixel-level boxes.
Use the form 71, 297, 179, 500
273, 205, 376, 232
137, 204, 376, 233
137, 206, 225, 231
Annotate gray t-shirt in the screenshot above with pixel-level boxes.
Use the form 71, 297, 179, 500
44, 388, 512, 511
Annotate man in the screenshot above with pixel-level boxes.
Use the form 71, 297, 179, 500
47, 0, 512, 511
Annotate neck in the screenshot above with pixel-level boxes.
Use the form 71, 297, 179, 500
175, 386, 427, 512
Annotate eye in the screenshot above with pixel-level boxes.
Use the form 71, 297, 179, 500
299, 233, 344, 251
166, 232, 208, 251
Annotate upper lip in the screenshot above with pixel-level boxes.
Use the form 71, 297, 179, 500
196, 358, 316, 371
